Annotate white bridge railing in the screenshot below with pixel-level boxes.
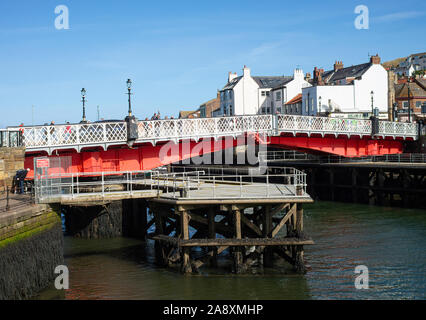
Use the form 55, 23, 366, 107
11, 115, 419, 153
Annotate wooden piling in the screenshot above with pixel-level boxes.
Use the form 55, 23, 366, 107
207, 207, 217, 267
294, 203, 306, 274
180, 209, 192, 274
263, 205, 273, 268
233, 208, 243, 273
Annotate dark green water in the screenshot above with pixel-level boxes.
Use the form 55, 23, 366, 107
36, 202, 426, 300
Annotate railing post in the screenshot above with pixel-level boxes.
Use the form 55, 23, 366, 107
266, 174, 269, 198
130, 171, 133, 195
240, 175, 243, 197
71, 173, 74, 199
102, 172, 104, 197
213, 176, 216, 199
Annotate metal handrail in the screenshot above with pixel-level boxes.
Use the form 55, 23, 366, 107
34, 167, 308, 202
258, 151, 426, 164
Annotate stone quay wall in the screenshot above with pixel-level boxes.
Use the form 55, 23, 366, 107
0, 204, 63, 300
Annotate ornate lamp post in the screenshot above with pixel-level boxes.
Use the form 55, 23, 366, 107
124, 78, 138, 146
127, 79, 132, 117
81, 88, 87, 123
370, 90, 374, 116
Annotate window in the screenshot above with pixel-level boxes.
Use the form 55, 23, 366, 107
277, 107, 282, 113
266, 107, 271, 114
416, 101, 421, 109
229, 105, 233, 115
403, 101, 409, 108
276, 91, 281, 101
296, 105, 299, 113
266, 91, 270, 96
261, 91, 266, 96
261, 107, 266, 114
200, 106, 206, 118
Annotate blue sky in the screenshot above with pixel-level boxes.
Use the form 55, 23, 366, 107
0, 0, 425, 127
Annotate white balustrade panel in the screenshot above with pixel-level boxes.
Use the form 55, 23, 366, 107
21, 122, 127, 148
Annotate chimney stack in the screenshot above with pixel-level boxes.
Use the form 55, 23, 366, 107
305, 72, 311, 81
334, 61, 344, 72
370, 54, 381, 65
313, 67, 324, 85
228, 71, 238, 82
243, 65, 251, 77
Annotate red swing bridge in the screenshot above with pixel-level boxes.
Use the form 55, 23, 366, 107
9, 114, 419, 179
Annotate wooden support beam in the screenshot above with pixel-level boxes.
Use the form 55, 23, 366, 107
240, 214, 262, 236
273, 246, 295, 265
191, 245, 229, 270
179, 237, 314, 247
271, 203, 296, 238
143, 218, 155, 235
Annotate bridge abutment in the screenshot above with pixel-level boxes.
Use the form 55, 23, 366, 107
63, 199, 148, 239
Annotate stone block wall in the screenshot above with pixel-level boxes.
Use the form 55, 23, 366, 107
0, 204, 63, 299
0, 147, 25, 192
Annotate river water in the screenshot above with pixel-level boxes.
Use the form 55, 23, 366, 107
36, 201, 426, 300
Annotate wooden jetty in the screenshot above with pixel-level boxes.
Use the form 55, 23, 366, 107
148, 181, 313, 274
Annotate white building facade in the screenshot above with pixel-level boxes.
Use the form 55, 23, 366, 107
219, 66, 310, 116
271, 68, 312, 114
302, 55, 389, 119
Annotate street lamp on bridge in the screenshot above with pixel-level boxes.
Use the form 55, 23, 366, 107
370, 90, 374, 116
126, 79, 133, 117
407, 77, 412, 123
125, 78, 138, 146
81, 88, 87, 123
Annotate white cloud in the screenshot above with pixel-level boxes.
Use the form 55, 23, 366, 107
375, 11, 426, 23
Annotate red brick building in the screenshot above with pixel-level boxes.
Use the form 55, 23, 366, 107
395, 77, 426, 122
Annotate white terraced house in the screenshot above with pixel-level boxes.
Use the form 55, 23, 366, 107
219, 66, 311, 116
301, 54, 389, 119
